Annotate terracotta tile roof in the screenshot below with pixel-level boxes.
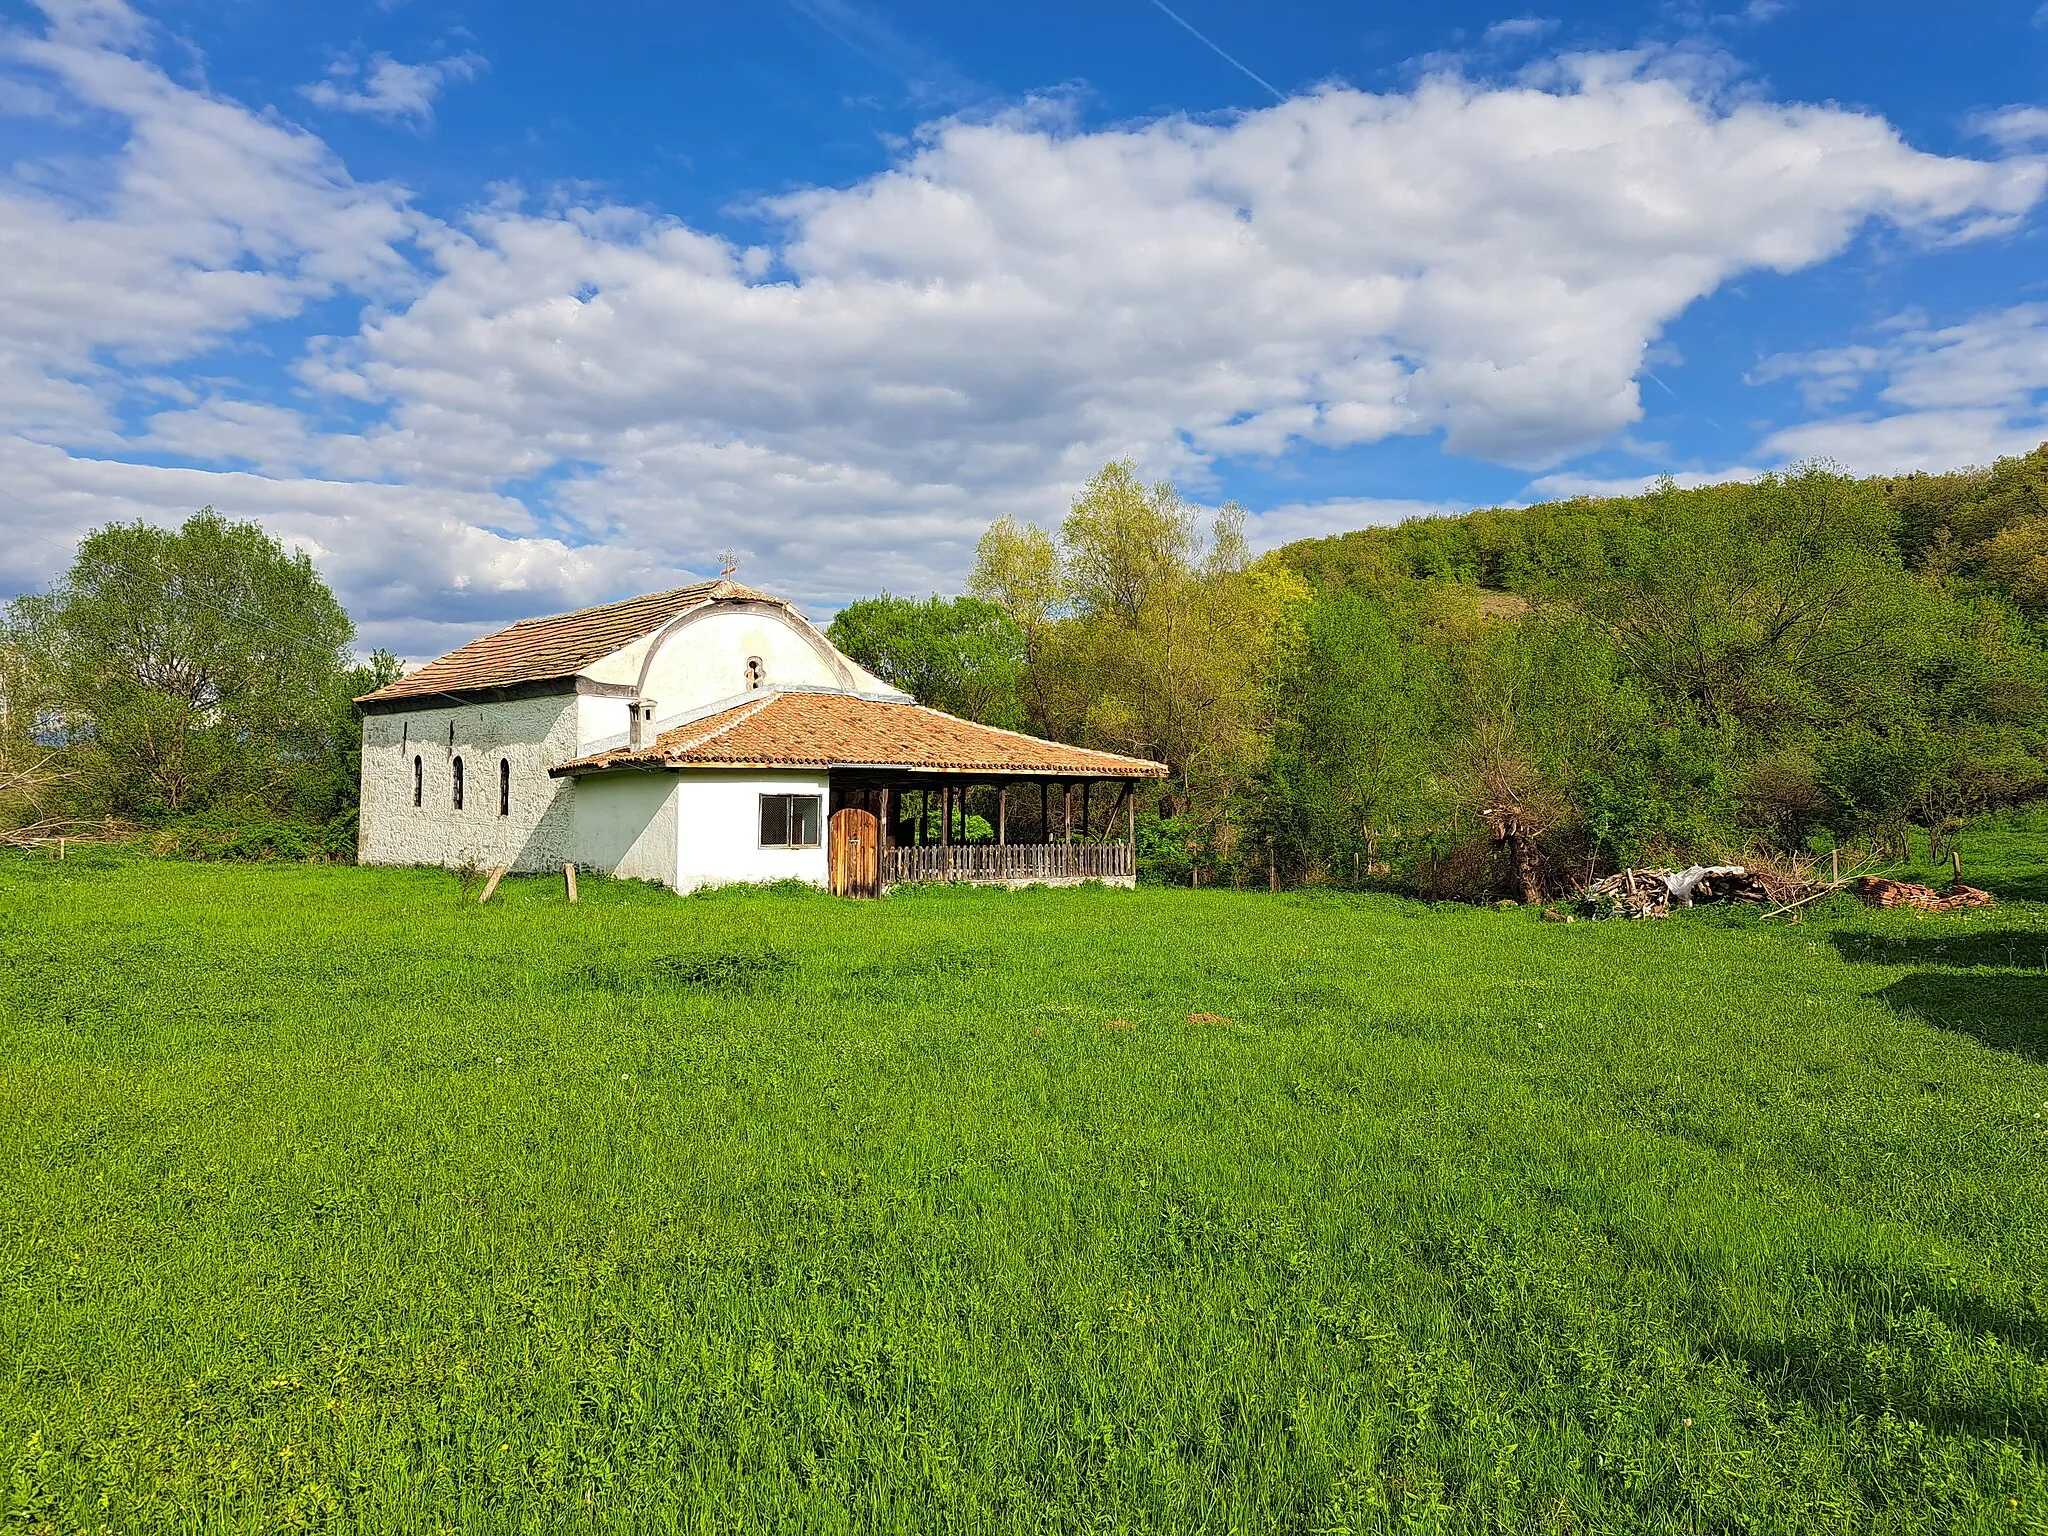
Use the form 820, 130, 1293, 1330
358, 580, 774, 704
553, 690, 1168, 778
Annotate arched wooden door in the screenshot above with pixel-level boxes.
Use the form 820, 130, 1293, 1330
829, 805, 880, 898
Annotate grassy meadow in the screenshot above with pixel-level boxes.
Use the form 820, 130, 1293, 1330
3, 832, 2048, 1533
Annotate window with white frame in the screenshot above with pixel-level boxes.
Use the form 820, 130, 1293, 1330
758, 793, 821, 848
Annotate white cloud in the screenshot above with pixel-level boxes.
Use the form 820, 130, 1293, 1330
1755, 304, 2048, 472
1244, 497, 1462, 548
1483, 17, 1558, 44
1974, 104, 2048, 151
2, 5, 2044, 652
296, 62, 2035, 589
300, 52, 484, 128
0, 12, 416, 442
1524, 466, 1770, 498
0, 434, 633, 659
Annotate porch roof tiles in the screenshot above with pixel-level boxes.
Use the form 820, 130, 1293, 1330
551, 689, 1167, 779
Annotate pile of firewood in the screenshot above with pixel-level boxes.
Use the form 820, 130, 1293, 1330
1851, 876, 1995, 912
1578, 864, 1818, 920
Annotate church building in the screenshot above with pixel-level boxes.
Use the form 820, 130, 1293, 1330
355, 580, 1165, 896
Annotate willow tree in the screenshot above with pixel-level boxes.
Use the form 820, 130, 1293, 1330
2, 510, 362, 819
973, 461, 1308, 847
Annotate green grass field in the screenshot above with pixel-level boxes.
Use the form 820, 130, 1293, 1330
3, 828, 2047, 1533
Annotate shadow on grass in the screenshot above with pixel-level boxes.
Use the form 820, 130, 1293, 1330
1990, 870, 2048, 903
1715, 1324, 2046, 1445
1871, 972, 2048, 1064
1830, 929, 2048, 970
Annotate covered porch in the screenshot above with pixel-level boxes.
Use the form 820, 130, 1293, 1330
828, 771, 1145, 894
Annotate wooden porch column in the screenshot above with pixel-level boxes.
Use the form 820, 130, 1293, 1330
913, 787, 924, 847
1040, 781, 1049, 841
1064, 782, 1073, 846
1127, 783, 1136, 851
941, 783, 952, 847
998, 783, 1008, 844
1080, 781, 1091, 841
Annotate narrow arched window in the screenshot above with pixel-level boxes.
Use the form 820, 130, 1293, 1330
499, 758, 511, 816
452, 757, 464, 810
413, 755, 423, 807
745, 655, 765, 690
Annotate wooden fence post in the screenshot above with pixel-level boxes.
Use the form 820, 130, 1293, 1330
478, 865, 507, 904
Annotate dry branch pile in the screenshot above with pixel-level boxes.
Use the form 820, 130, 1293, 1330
1578, 864, 1818, 920
1851, 876, 1996, 912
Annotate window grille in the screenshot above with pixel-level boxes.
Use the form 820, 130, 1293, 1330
452, 757, 464, 810
758, 793, 821, 848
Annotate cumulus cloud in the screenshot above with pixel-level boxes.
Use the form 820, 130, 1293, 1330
0, 11, 416, 443
1243, 497, 1462, 548
1974, 104, 2048, 151
0, 434, 635, 658
1524, 465, 1771, 498
296, 63, 2037, 596
2, 1, 2045, 651
1755, 304, 2048, 472
300, 51, 484, 127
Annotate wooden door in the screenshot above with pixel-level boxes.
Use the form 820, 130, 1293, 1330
829, 806, 880, 898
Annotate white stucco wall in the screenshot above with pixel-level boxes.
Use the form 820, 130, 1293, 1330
357, 693, 580, 873
358, 592, 899, 883
573, 772, 679, 885
674, 770, 831, 893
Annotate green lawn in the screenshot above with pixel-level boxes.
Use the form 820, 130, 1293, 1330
3, 841, 2047, 1533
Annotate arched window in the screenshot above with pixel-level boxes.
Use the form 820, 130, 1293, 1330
499, 758, 511, 816
413, 755, 423, 807
452, 757, 464, 810
745, 655, 765, 690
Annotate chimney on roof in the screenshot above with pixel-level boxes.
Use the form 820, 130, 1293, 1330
630, 699, 657, 749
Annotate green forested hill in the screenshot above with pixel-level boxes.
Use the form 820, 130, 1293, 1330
1276, 443, 2048, 614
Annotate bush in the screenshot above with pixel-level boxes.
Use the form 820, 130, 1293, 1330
140, 812, 357, 863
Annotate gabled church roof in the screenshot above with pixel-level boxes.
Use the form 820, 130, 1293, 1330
357, 579, 774, 704
551, 689, 1168, 779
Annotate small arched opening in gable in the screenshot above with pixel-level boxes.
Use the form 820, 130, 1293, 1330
745, 655, 766, 691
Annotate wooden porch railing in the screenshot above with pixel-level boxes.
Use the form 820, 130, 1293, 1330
882, 841, 1133, 885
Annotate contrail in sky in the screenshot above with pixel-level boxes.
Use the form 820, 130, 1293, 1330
1147, 0, 1287, 102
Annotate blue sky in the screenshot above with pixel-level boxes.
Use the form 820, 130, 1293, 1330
2, 0, 2045, 655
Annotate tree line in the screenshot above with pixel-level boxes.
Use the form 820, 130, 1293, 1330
6, 447, 2044, 890
828, 448, 2048, 896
